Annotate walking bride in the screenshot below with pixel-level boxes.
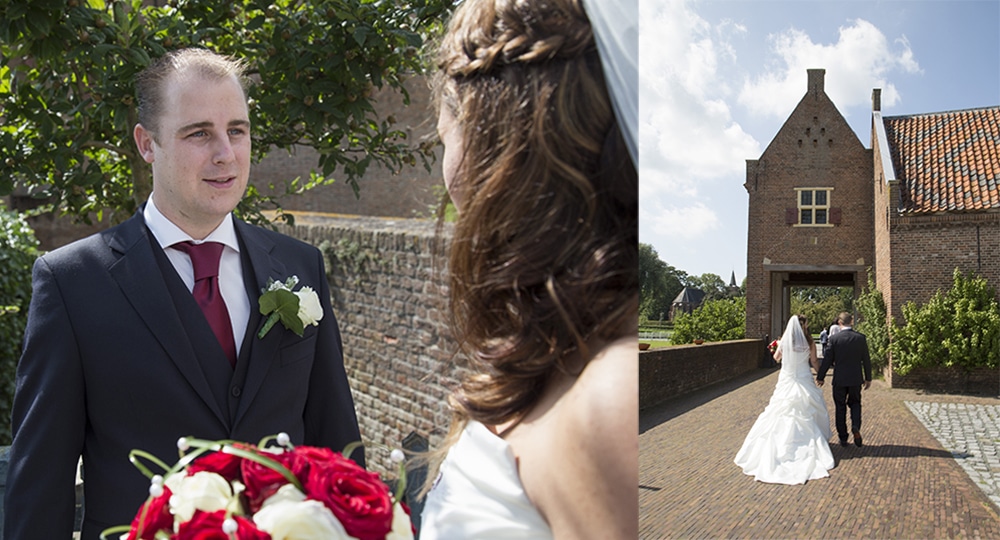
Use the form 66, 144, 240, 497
734, 315, 835, 484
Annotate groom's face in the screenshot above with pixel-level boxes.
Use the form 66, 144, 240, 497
135, 70, 251, 238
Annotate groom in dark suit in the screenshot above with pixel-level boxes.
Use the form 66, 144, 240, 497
5, 49, 362, 539
816, 312, 872, 447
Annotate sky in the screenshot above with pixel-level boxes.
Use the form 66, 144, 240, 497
638, 0, 1000, 284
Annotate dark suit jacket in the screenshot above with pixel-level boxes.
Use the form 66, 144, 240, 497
817, 327, 873, 387
5, 211, 362, 539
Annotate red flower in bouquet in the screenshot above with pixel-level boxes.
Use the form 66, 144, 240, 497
105, 434, 413, 540
297, 446, 395, 540
175, 510, 269, 540
768, 339, 779, 353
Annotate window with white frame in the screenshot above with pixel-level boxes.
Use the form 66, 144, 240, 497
796, 188, 833, 226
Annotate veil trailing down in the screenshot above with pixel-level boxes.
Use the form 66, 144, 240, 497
734, 315, 835, 484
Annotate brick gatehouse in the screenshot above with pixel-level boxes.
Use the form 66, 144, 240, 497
745, 69, 1000, 348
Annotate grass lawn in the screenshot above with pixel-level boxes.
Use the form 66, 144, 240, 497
640, 339, 671, 349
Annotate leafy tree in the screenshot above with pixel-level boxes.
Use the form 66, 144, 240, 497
684, 273, 730, 301
791, 286, 852, 335
670, 297, 746, 344
0, 203, 39, 444
890, 269, 1000, 375
855, 269, 889, 373
639, 243, 681, 323
0, 0, 450, 226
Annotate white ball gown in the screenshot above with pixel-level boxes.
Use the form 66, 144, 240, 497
420, 420, 553, 539
734, 317, 835, 484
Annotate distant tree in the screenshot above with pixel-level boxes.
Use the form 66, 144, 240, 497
791, 286, 852, 333
685, 273, 729, 301
639, 243, 682, 323
0, 0, 450, 226
670, 297, 746, 344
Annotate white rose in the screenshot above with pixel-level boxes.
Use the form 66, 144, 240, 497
386, 502, 414, 540
253, 490, 352, 540
294, 286, 324, 327
164, 471, 233, 523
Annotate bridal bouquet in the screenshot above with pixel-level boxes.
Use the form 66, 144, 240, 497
768, 339, 779, 353
102, 434, 414, 540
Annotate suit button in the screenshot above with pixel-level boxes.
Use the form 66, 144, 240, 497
231, 386, 241, 398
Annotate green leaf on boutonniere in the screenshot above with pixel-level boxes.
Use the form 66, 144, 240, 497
258, 287, 305, 338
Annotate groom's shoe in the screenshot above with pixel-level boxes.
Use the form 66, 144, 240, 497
853, 430, 863, 447
839, 438, 849, 447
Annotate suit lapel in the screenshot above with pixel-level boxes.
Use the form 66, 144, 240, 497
105, 213, 229, 427
232, 221, 287, 427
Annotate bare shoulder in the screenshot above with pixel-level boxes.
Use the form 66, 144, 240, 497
517, 336, 638, 538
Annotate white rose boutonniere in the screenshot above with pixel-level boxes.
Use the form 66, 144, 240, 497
257, 276, 324, 338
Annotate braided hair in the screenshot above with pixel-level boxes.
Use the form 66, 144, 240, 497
430, 0, 637, 454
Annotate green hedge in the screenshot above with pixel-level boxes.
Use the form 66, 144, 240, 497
0, 206, 39, 444
890, 269, 1000, 376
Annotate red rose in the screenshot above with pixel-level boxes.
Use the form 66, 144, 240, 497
298, 447, 393, 540
242, 448, 311, 513
125, 486, 173, 540
187, 447, 246, 481
175, 510, 271, 540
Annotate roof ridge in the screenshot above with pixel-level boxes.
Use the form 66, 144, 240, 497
884, 105, 1000, 120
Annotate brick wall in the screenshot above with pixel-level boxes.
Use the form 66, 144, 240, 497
745, 69, 874, 339
639, 340, 767, 411
251, 77, 442, 219
887, 365, 999, 395
885, 215, 1000, 322
280, 214, 458, 473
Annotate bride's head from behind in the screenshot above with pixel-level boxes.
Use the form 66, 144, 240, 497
431, 0, 637, 427
782, 314, 814, 352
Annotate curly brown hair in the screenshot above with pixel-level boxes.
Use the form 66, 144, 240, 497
432, 0, 637, 437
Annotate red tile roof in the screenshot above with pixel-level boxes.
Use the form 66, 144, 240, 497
882, 106, 1000, 214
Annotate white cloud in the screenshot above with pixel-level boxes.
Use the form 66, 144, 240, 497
638, 0, 761, 200
738, 18, 923, 118
640, 200, 720, 241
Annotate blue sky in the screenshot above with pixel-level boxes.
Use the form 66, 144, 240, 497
638, 0, 1000, 283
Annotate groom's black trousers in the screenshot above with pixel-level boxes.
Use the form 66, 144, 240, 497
832, 385, 862, 440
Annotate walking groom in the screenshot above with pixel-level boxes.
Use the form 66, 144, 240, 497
816, 312, 872, 447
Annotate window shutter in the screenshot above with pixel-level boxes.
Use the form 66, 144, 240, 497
785, 208, 798, 224
830, 207, 842, 225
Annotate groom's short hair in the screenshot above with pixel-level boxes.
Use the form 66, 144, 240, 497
839, 312, 853, 326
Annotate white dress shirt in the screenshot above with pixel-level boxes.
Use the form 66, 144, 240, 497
143, 196, 251, 355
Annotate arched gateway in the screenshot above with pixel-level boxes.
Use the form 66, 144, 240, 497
744, 69, 874, 341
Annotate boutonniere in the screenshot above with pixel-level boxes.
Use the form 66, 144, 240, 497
257, 276, 324, 338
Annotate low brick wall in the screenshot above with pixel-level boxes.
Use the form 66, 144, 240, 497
887, 363, 1000, 395
640, 339, 769, 411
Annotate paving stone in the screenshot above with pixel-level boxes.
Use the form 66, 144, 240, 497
640, 368, 1000, 539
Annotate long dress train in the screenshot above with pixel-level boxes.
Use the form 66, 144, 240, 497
734, 327, 835, 484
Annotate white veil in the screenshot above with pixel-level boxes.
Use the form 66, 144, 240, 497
582, 0, 638, 165
780, 315, 811, 354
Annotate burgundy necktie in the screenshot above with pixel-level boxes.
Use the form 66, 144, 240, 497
174, 241, 237, 368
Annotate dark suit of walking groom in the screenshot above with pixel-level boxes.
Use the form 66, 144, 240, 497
5, 49, 362, 539
816, 312, 872, 447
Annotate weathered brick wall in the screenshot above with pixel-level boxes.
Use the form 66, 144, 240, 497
280, 214, 459, 473
639, 340, 767, 411
745, 70, 874, 339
